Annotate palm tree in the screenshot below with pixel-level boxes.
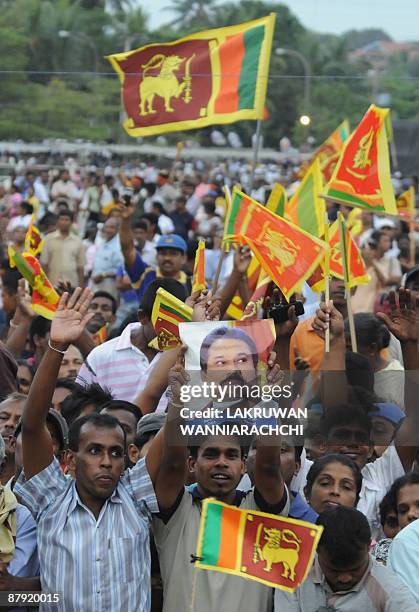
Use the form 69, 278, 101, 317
166, 0, 218, 31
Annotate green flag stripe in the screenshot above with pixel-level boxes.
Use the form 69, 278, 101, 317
160, 304, 189, 321
296, 173, 318, 235
327, 188, 385, 211
226, 193, 243, 235
238, 25, 265, 109
201, 503, 224, 565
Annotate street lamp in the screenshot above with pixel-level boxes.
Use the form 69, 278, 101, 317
275, 47, 311, 127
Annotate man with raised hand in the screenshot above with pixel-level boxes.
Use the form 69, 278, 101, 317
15, 288, 159, 612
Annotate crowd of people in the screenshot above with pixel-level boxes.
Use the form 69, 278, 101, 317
0, 157, 419, 611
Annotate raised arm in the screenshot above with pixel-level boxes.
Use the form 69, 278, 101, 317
219, 246, 252, 318
377, 289, 419, 469
118, 201, 137, 269
6, 279, 35, 358
146, 349, 189, 510
21, 288, 94, 479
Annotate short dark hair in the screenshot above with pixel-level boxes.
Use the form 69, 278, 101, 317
132, 220, 148, 232
305, 454, 363, 505
2, 270, 19, 295
140, 278, 188, 319
68, 412, 126, 452
345, 313, 390, 351
29, 316, 51, 346
61, 383, 113, 425
55, 378, 76, 392
141, 213, 158, 227
320, 404, 372, 441
100, 400, 141, 426
386, 472, 419, 515
189, 434, 247, 460
152, 201, 164, 213
19, 201, 33, 215
57, 209, 73, 221
92, 291, 117, 314
316, 507, 371, 567
379, 491, 396, 527
200, 326, 258, 372
38, 212, 57, 232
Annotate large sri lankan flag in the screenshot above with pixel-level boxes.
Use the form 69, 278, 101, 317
107, 15, 275, 137
224, 189, 328, 301
195, 499, 323, 591
323, 105, 397, 215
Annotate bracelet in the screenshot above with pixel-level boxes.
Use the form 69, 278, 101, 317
9, 320, 19, 329
168, 400, 184, 409
48, 339, 67, 355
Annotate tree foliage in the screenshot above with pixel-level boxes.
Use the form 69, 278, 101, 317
0, 0, 416, 146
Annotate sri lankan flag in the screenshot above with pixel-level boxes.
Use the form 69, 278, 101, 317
150, 287, 193, 351
323, 105, 397, 215
24, 217, 43, 257
107, 15, 275, 137
195, 499, 323, 591
93, 324, 109, 346
192, 240, 207, 293
8, 247, 59, 320
266, 183, 287, 217
285, 159, 325, 237
315, 119, 350, 182
224, 189, 328, 300
397, 186, 416, 219
309, 219, 369, 292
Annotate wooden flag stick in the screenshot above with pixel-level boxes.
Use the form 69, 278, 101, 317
324, 213, 330, 353
212, 243, 228, 295
338, 212, 357, 353
250, 119, 263, 191
409, 220, 416, 268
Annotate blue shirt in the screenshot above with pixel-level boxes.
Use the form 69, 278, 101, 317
289, 491, 318, 523
8, 504, 40, 578
15, 458, 158, 611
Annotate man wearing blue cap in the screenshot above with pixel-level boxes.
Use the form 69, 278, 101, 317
119, 201, 191, 301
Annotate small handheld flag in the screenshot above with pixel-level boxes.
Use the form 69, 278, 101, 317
397, 186, 415, 219
192, 240, 207, 294
150, 288, 193, 350
195, 499, 323, 591
24, 217, 43, 257
286, 158, 325, 237
266, 183, 287, 217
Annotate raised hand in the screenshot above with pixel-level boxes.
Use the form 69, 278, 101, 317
117, 201, 135, 221
16, 278, 36, 319
312, 300, 344, 341
50, 288, 94, 349
265, 288, 299, 339
265, 351, 285, 387
191, 290, 221, 322
167, 345, 189, 405
376, 288, 419, 342
233, 245, 252, 275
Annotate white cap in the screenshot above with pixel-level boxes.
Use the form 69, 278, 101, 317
375, 218, 396, 230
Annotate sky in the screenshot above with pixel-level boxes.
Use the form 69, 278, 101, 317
147, 0, 419, 42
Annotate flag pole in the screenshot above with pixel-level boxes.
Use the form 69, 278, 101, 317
409, 219, 416, 268
324, 213, 330, 353
250, 119, 263, 191
338, 212, 357, 352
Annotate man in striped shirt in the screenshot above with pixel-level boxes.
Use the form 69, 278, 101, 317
14, 288, 163, 611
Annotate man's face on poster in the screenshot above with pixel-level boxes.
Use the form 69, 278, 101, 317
201, 331, 259, 400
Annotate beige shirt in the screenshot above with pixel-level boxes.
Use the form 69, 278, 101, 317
40, 231, 85, 287
153, 488, 289, 612
274, 556, 419, 611
352, 256, 402, 313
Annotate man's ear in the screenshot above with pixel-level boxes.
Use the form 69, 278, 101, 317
66, 449, 77, 472
187, 456, 196, 474
366, 443, 374, 460
128, 443, 140, 465
8, 436, 16, 454
137, 308, 147, 324
294, 460, 301, 478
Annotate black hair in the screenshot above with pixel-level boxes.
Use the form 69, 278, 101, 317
29, 316, 51, 346
61, 383, 113, 425
386, 472, 419, 514
320, 404, 372, 440
2, 270, 19, 295
200, 326, 258, 372
16, 358, 35, 378
140, 278, 188, 319
345, 352, 375, 393
19, 201, 33, 215
369, 229, 388, 248
100, 400, 141, 425
152, 201, 165, 214
67, 412, 126, 452
118, 309, 139, 335
175, 196, 187, 206
305, 454, 363, 505
141, 213, 159, 228
132, 220, 148, 232
55, 378, 76, 392
92, 291, 117, 315
38, 212, 57, 233
379, 491, 397, 527
57, 209, 74, 221
188, 433, 247, 460
345, 313, 390, 351
111, 188, 119, 199
133, 430, 155, 450
316, 507, 371, 566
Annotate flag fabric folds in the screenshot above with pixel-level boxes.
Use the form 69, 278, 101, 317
192, 240, 207, 293
150, 288, 193, 351
93, 324, 109, 346
397, 186, 416, 219
8, 247, 59, 320
266, 183, 287, 217
285, 159, 325, 237
107, 15, 276, 137
226, 256, 261, 320
224, 189, 328, 300
24, 218, 43, 257
323, 105, 397, 215
195, 499, 323, 591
